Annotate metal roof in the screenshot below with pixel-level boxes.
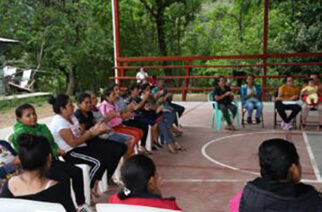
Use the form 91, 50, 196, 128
0, 37, 20, 43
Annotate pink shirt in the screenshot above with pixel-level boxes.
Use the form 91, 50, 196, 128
99, 100, 123, 127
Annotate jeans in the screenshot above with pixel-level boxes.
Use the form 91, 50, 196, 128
158, 112, 176, 144
245, 100, 263, 118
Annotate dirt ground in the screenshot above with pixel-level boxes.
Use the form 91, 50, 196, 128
0, 103, 54, 129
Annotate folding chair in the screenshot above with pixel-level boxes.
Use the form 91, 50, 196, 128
207, 92, 240, 132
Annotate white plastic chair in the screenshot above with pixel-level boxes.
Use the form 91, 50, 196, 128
176, 112, 182, 129
0, 198, 65, 212
146, 125, 152, 151
58, 157, 108, 205
96, 203, 181, 212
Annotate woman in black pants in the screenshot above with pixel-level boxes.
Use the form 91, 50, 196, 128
74, 93, 128, 181
213, 77, 237, 130
49, 94, 126, 197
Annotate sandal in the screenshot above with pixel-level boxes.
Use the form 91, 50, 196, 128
154, 142, 163, 148
167, 144, 177, 154
174, 142, 186, 151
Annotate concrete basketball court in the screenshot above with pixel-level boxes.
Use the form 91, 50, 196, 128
150, 101, 322, 211
0, 101, 321, 211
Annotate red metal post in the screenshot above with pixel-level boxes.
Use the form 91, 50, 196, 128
182, 60, 192, 101
112, 0, 121, 84
262, 0, 269, 100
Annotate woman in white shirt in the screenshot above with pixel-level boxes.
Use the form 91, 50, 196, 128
49, 94, 111, 197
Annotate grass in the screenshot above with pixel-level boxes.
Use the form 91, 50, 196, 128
0, 96, 49, 112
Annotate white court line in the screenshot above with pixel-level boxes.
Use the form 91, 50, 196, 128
200, 131, 280, 176
201, 131, 306, 177
302, 131, 322, 182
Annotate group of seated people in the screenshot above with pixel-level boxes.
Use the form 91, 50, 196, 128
2, 132, 322, 211
212, 73, 322, 131
0, 72, 321, 211
0, 78, 186, 211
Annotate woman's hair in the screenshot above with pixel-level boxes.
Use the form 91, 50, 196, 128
128, 84, 140, 93
86, 90, 97, 97
76, 92, 91, 104
17, 133, 52, 177
106, 83, 118, 91
48, 94, 70, 114
140, 83, 151, 96
15, 103, 35, 118
102, 87, 114, 102
118, 154, 156, 200
259, 138, 299, 181
283, 75, 292, 84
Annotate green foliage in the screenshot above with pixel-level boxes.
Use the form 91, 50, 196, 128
0, 0, 321, 94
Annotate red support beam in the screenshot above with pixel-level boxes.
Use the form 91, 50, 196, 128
113, 62, 322, 71
182, 60, 192, 101
111, 75, 308, 80
117, 52, 322, 63
262, 0, 269, 100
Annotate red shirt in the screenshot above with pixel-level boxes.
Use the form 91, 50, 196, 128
108, 193, 182, 211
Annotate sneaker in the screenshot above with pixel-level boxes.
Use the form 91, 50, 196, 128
256, 117, 260, 124
281, 121, 286, 129
77, 204, 93, 212
283, 122, 292, 131
247, 117, 252, 124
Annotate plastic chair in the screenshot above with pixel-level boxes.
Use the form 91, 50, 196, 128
58, 156, 108, 205
0, 198, 65, 212
96, 203, 181, 212
207, 92, 240, 132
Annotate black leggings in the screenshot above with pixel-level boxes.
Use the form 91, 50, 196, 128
48, 160, 85, 206
275, 101, 301, 123
63, 145, 107, 188
86, 138, 127, 179
123, 119, 149, 147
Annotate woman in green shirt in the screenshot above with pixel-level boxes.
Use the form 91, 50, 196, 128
10, 103, 90, 212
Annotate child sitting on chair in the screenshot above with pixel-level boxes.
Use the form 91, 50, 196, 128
301, 78, 319, 106
0, 140, 20, 193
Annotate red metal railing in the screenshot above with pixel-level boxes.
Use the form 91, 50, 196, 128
111, 52, 322, 100
111, 0, 322, 101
